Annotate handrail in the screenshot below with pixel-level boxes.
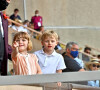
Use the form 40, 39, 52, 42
0, 71, 100, 86
8, 19, 42, 35
85, 45, 100, 53
79, 51, 94, 58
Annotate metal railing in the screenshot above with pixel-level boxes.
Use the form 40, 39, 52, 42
0, 71, 100, 90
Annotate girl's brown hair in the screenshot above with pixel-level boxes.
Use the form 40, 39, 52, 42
13, 32, 32, 51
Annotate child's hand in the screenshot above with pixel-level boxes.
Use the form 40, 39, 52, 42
12, 41, 19, 49
11, 41, 19, 57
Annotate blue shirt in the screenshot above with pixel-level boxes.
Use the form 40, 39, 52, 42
74, 58, 84, 68
34, 49, 66, 74
88, 80, 99, 87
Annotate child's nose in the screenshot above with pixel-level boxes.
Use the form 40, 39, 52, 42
48, 41, 51, 44
19, 40, 23, 43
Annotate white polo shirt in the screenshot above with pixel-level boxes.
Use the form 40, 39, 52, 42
34, 49, 66, 74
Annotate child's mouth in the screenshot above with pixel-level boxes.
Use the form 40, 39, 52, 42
48, 46, 52, 48
19, 45, 24, 47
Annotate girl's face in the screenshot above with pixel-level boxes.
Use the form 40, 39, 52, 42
15, 37, 28, 53
41, 36, 57, 52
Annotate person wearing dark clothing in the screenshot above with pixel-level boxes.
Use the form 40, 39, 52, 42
0, 0, 12, 75
63, 42, 85, 72
63, 55, 82, 72
10, 8, 21, 21
82, 47, 91, 62
97, 54, 100, 59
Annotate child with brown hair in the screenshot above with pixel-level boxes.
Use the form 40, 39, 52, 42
12, 32, 42, 75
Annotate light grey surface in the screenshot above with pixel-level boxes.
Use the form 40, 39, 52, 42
0, 71, 100, 85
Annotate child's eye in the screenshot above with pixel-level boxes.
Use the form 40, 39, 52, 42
16, 39, 20, 42
22, 39, 26, 41
45, 40, 48, 42
51, 40, 55, 42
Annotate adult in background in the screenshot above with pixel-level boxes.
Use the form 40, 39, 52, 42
22, 20, 30, 34
11, 19, 23, 31
82, 47, 91, 62
63, 42, 85, 72
97, 54, 100, 60
10, 8, 21, 21
85, 59, 100, 87
31, 10, 43, 31
0, 0, 12, 75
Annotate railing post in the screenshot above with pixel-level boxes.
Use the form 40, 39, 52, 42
42, 86, 45, 90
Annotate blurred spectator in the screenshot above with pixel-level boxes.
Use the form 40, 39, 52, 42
63, 42, 85, 72
55, 43, 62, 51
12, 19, 23, 32
22, 20, 30, 33
23, 20, 30, 27
74, 57, 84, 68
97, 54, 100, 59
10, 8, 21, 21
31, 10, 43, 31
55, 36, 62, 51
29, 22, 34, 29
85, 59, 100, 87
82, 47, 91, 62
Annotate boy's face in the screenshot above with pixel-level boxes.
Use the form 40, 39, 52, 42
41, 36, 58, 52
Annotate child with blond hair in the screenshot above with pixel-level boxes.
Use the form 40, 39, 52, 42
12, 32, 42, 75
34, 30, 66, 86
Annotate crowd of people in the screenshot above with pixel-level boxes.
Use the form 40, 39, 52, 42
7, 8, 44, 40
8, 8, 44, 34
0, 0, 100, 88
12, 30, 100, 87
10, 30, 100, 87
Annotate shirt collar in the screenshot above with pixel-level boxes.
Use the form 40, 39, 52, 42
40, 49, 56, 56
19, 53, 29, 57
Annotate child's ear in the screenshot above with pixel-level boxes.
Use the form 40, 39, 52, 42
56, 41, 58, 45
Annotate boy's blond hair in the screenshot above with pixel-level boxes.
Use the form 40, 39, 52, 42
13, 32, 32, 51
41, 30, 58, 41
